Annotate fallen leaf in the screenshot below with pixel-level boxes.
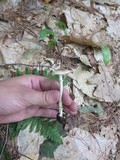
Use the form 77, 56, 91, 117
94, 0, 120, 5
43, 0, 53, 3
0, 41, 42, 64
79, 54, 91, 67
79, 104, 105, 116
54, 128, 118, 160
62, 6, 119, 49
17, 126, 44, 160
68, 66, 96, 98
94, 49, 103, 62
89, 64, 120, 102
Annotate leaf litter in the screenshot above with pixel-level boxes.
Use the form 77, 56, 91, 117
0, 0, 120, 160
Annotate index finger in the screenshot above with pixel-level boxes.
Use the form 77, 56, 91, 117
29, 75, 77, 112
29, 75, 59, 91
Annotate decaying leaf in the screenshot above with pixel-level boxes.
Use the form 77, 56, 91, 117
62, 6, 119, 48
89, 64, 120, 103
54, 128, 118, 160
94, 0, 120, 5
17, 126, 44, 160
79, 54, 91, 66
94, 49, 104, 62
0, 41, 42, 64
68, 66, 96, 98
43, 0, 53, 3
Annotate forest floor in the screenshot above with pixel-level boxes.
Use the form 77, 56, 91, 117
0, 0, 120, 160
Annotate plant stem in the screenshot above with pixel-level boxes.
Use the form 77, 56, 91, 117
59, 74, 63, 117
0, 124, 9, 159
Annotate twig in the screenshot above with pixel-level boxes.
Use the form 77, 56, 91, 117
0, 124, 9, 159
0, 63, 51, 68
19, 153, 34, 160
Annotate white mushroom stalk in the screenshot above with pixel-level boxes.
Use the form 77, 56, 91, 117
54, 69, 72, 117
59, 74, 63, 117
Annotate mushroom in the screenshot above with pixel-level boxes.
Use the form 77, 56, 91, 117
54, 69, 72, 117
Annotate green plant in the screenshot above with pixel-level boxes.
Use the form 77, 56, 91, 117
43, 69, 69, 86
39, 20, 67, 47
55, 21, 67, 31
43, 5, 49, 11
39, 28, 57, 47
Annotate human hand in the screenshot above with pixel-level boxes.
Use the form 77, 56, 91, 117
0, 75, 77, 123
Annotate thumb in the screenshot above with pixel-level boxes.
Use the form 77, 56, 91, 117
29, 90, 60, 106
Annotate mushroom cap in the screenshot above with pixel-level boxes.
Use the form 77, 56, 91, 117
54, 69, 72, 75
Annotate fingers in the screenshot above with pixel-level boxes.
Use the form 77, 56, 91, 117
62, 89, 78, 113
0, 101, 77, 124
0, 108, 58, 124
9, 75, 77, 108
28, 89, 77, 113
64, 102, 78, 114
29, 75, 59, 91
28, 90, 60, 106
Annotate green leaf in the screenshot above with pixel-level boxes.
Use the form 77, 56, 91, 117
63, 76, 69, 86
43, 69, 69, 86
43, 5, 49, 11
29, 118, 37, 132
25, 67, 31, 74
48, 39, 56, 47
35, 118, 41, 133
79, 104, 105, 116
33, 68, 39, 75
15, 68, 21, 76
8, 123, 19, 139
55, 21, 67, 30
101, 45, 111, 65
39, 29, 54, 41
40, 140, 60, 158
16, 118, 32, 132
43, 69, 58, 80
40, 119, 62, 144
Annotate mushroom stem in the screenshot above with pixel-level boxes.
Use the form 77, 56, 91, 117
59, 74, 63, 117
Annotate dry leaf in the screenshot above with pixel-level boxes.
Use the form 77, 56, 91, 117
43, 0, 53, 3
0, 41, 42, 64
62, 6, 119, 48
89, 64, 120, 102
94, 0, 120, 5
68, 66, 96, 98
17, 126, 44, 160
54, 128, 118, 160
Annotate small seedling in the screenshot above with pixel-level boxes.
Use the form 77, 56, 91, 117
39, 28, 57, 47
39, 20, 67, 47
43, 5, 49, 11
55, 21, 67, 31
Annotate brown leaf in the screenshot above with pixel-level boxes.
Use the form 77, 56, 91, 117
89, 64, 120, 103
